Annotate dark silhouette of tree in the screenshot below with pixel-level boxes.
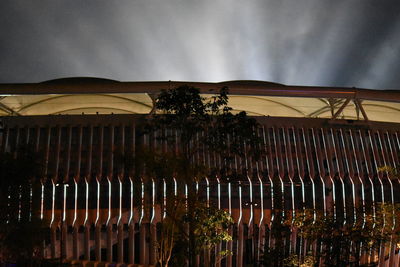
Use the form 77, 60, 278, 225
0, 145, 46, 265
141, 85, 262, 266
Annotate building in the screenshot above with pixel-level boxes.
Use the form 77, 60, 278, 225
1, 77, 400, 265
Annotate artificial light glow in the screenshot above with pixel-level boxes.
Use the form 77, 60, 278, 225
150, 178, 155, 223
359, 131, 375, 226
228, 182, 232, 214
339, 129, 356, 225
330, 129, 346, 224
262, 126, 274, 224
301, 128, 316, 223
247, 175, 253, 226
72, 179, 78, 226
63, 184, 67, 222
117, 178, 122, 226
378, 133, 395, 228
95, 178, 100, 226
282, 129, 295, 220
40, 182, 44, 220
50, 180, 55, 227
321, 130, 336, 220
106, 178, 112, 226
6, 193, 10, 224
368, 131, 383, 228
185, 183, 188, 211
350, 131, 365, 225
216, 177, 221, 210
205, 177, 210, 208
29, 183, 33, 221
311, 129, 326, 217
163, 178, 167, 219
238, 182, 242, 226
18, 185, 22, 222
128, 177, 134, 225
258, 172, 264, 226
173, 177, 177, 197
84, 178, 89, 226
273, 128, 286, 221
385, 132, 397, 229
139, 178, 144, 226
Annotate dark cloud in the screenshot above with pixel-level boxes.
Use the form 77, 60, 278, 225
0, 0, 399, 89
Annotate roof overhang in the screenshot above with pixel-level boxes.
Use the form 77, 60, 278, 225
0, 78, 399, 123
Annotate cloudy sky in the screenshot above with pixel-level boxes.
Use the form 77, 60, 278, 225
1, 0, 399, 89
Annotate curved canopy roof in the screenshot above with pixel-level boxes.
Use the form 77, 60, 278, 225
0, 77, 399, 123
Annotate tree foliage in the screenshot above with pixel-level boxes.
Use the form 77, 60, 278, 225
149, 85, 261, 170
191, 204, 234, 255
0, 146, 46, 264
290, 203, 400, 266
142, 85, 261, 266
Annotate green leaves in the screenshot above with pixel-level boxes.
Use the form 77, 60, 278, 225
146, 85, 262, 266
149, 85, 262, 174
192, 204, 234, 252
290, 204, 400, 266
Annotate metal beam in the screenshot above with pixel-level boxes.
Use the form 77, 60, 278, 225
0, 101, 20, 115
331, 98, 351, 120
0, 80, 399, 103
354, 99, 369, 121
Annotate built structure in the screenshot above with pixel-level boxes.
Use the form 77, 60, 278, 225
1, 78, 400, 266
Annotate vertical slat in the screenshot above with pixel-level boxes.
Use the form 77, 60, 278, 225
367, 130, 386, 265
321, 129, 337, 218
358, 130, 376, 265
84, 125, 93, 261
128, 124, 136, 265
2, 126, 9, 153
149, 129, 157, 265
139, 132, 148, 266
65, 126, 72, 182
293, 128, 305, 212
106, 125, 114, 263
237, 181, 244, 267
255, 151, 265, 264
283, 127, 295, 217
272, 127, 285, 223
73, 126, 82, 260
95, 125, 103, 262
377, 131, 395, 265
242, 135, 254, 266
351, 130, 369, 264
64, 126, 72, 259
378, 132, 395, 206
282, 127, 296, 256
117, 124, 125, 264
340, 129, 357, 227
311, 128, 327, 216
331, 129, 347, 225
14, 126, 20, 158
302, 128, 316, 220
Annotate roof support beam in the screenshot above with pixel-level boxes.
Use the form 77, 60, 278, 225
0, 101, 20, 115
353, 99, 369, 121
308, 98, 342, 118
148, 94, 157, 114
331, 98, 351, 120
328, 98, 336, 117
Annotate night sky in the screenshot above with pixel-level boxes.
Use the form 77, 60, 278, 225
1, 0, 400, 89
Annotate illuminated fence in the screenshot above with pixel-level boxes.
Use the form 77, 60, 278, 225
2, 114, 400, 266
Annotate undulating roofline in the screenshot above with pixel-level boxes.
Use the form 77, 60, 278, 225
0, 77, 399, 103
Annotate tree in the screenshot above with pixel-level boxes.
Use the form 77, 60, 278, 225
0, 145, 46, 265
142, 85, 261, 266
291, 204, 400, 266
